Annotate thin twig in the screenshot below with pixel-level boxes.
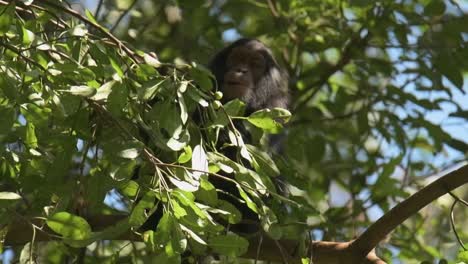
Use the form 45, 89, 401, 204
449, 199, 467, 250
448, 191, 468, 250
95, 0, 104, 20
0, 41, 47, 72
110, 0, 139, 33
35, 0, 140, 63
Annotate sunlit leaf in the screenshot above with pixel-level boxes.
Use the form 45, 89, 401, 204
0, 192, 21, 200
247, 108, 291, 133
46, 212, 92, 240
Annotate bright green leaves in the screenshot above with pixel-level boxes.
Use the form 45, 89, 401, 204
20, 26, 35, 46
143, 53, 162, 68
0, 192, 21, 200
247, 108, 291, 134
178, 146, 192, 163
65, 85, 97, 97
46, 212, 92, 241
458, 250, 468, 262
24, 122, 38, 148
46, 212, 132, 248
70, 24, 88, 37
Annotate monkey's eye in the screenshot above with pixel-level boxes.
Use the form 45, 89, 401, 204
250, 57, 265, 70
226, 57, 238, 69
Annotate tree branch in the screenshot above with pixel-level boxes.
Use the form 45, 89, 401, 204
350, 163, 468, 259
4, 164, 467, 263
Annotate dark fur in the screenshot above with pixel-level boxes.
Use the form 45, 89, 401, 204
209, 38, 289, 113
208, 39, 289, 232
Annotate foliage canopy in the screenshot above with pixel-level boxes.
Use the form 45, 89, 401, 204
0, 0, 467, 263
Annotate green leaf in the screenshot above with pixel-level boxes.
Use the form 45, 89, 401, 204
143, 213, 172, 246
424, 1, 446, 16
350, 0, 372, 7
195, 176, 218, 206
119, 180, 139, 197
109, 57, 124, 78
143, 53, 162, 68
117, 148, 140, 159
212, 99, 246, 127
217, 200, 241, 224
153, 253, 181, 264
168, 175, 199, 192
25, 122, 38, 148
446, 138, 468, 153
458, 249, 468, 261
0, 73, 18, 100
189, 63, 213, 91
92, 80, 116, 101
247, 108, 291, 133
21, 26, 35, 45
435, 55, 464, 90
172, 190, 205, 219
177, 84, 189, 124
108, 83, 129, 116
0, 3, 14, 36
71, 24, 88, 36
171, 199, 188, 218
85, 9, 98, 24
149, 100, 189, 151
129, 191, 157, 228
237, 187, 259, 214
0, 192, 21, 200
192, 144, 208, 179
246, 144, 280, 178
46, 212, 92, 240
0, 106, 15, 135
66, 85, 97, 97
19, 243, 33, 264
449, 109, 468, 119
178, 146, 192, 164
209, 233, 249, 257
138, 79, 166, 101
109, 160, 137, 181
180, 224, 207, 245
186, 86, 209, 107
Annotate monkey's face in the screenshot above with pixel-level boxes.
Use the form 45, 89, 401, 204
223, 46, 266, 100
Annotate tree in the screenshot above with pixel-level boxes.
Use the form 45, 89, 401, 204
0, 0, 467, 263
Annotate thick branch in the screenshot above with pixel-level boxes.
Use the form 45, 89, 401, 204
350, 164, 468, 258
